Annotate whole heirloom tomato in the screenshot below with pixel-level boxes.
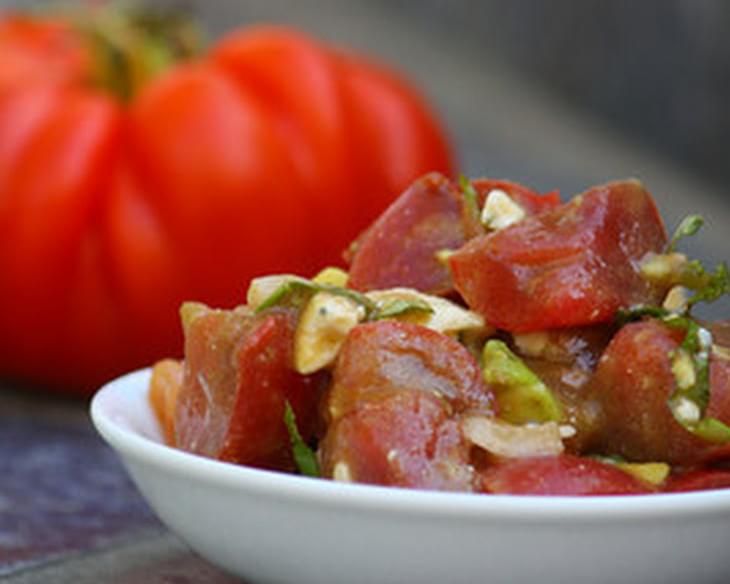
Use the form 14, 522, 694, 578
0, 8, 453, 394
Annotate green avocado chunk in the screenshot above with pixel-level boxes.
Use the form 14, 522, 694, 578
481, 339, 564, 424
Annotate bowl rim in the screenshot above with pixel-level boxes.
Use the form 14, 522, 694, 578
90, 367, 730, 523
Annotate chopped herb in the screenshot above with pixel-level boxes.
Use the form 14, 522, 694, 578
687, 262, 729, 307
481, 340, 564, 424
668, 214, 704, 252
256, 278, 375, 316
373, 297, 434, 321
283, 401, 320, 477
255, 279, 319, 313
459, 174, 480, 223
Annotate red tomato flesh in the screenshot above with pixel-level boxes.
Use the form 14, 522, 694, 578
346, 173, 464, 295
320, 320, 495, 490
449, 180, 668, 332
326, 320, 495, 420
665, 469, 730, 493
321, 390, 474, 491
175, 306, 322, 470
480, 455, 652, 496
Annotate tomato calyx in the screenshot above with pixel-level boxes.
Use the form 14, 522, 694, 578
69, 3, 201, 101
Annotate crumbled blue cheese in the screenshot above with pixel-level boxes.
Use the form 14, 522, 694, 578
480, 189, 526, 230
671, 349, 697, 390
673, 396, 701, 424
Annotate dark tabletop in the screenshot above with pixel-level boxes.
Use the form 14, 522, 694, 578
2, 1, 729, 582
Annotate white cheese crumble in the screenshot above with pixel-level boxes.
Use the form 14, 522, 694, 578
480, 189, 526, 230
673, 397, 701, 424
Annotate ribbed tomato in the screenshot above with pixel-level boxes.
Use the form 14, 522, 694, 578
0, 9, 453, 394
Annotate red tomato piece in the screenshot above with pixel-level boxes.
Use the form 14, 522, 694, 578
346, 173, 465, 295
665, 469, 730, 492
321, 390, 474, 491
449, 180, 668, 332
593, 320, 730, 464
326, 320, 495, 421
175, 307, 323, 470
480, 455, 652, 496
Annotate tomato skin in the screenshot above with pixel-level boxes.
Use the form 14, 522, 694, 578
480, 455, 652, 496
175, 306, 323, 470
338, 57, 454, 226
148, 358, 183, 446
321, 390, 474, 491
449, 180, 668, 332
326, 320, 495, 422
0, 18, 453, 394
347, 173, 464, 295
665, 469, 730, 493
593, 320, 730, 465
322, 319, 488, 490
0, 16, 87, 90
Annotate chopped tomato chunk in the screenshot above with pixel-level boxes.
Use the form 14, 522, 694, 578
593, 320, 730, 464
321, 390, 474, 490
346, 173, 464, 295
148, 358, 183, 446
326, 320, 495, 420
175, 306, 323, 470
665, 469, 730, 492
480, 455, 652, 496
449, 180, 668, 332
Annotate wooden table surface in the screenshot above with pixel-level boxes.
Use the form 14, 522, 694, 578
1, 1, 728, 582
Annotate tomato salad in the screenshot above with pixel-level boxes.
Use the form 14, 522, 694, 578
149, 173, 730, 496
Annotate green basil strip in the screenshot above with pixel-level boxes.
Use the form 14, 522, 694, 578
283, 401, 320, 477
256, 279, 375, 316
373, 298, 434, 321
690, 417, 730, 444
459, 174, 480, 224
687, 262, 730, 307
668, 214, 704, 252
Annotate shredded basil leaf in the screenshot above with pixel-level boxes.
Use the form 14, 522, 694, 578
256, 279, 375, 316
459, 174, 480, 223
668, 214, 704, 252
687, 262, 730, 307
690, 417, 730, 443
283, 401, 320, 477
373, 298, 434, 321
653, 213, 729, 308
255, 279, 319, 313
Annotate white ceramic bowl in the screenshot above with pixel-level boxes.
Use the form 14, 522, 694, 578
91, 368, 730, 584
